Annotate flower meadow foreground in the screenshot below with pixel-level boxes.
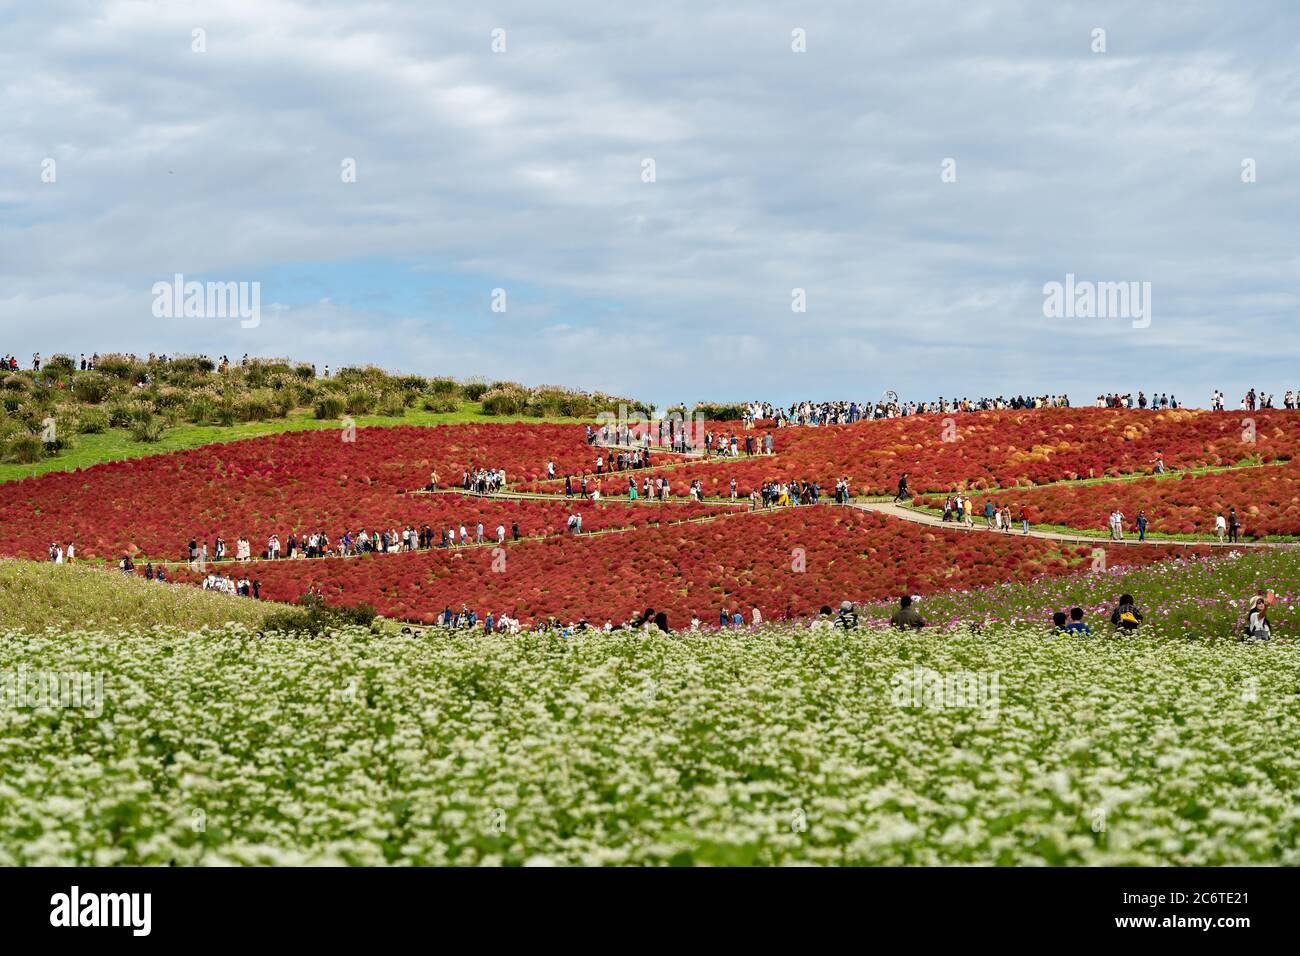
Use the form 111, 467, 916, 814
2, 620, 1298, 866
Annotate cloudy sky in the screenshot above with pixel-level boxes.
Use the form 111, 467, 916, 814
2, 0, 1298, 407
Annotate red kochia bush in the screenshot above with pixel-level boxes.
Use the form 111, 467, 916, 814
923, 458, 1300, 538
519, 408, 1300, 497
162, 507, 1207, 625
0, 423, 690, 559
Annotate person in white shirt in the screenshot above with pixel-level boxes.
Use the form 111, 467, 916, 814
752, 606, 763, 626
496, 525, 505, 544
1246, 595, 1271, 640
1215, 513, 1227, 542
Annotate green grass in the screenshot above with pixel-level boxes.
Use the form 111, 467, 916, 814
0, 559, 277, 631
0, 404, 594, 483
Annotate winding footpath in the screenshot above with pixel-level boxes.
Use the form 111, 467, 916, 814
851, 501, 1298, 549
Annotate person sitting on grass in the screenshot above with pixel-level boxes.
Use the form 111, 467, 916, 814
1244, 595, 1272, 641
890, 595, 925, 630
834, 600, 858, 630
1064, 607, 1092, 635
1110, 594, 1144, 632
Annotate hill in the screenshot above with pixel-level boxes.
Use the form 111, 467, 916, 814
0, 352, 649, 479
0, 559, 275, 631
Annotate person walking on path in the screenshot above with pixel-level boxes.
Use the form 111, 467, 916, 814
984, 499, 994, 529
1137, 510, 1148, 542
893, 472, 910, 504
1215, 512, 1227, 543
1228, 506, 1241, 543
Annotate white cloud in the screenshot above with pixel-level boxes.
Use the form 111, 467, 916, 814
1, 0, 1298, 406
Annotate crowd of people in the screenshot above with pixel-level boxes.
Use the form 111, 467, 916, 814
9, 350, 321, 377
590, 448, 655, 473
202, 572, 261, 598
938, 496, 1031, 534
1096, 393, 1180, 409
756, 480, 822, 507
929, 495, 1253, 543
744, 394, 1074, 425
182, 519, 536, 568
1214, 388, 1292, 411
461, 467, 507, 494
733, 387, 1300, 425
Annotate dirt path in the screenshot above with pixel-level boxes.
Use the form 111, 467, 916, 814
850, 501, 1296, 549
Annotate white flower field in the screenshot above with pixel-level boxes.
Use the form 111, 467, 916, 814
3, 623, 1297, 866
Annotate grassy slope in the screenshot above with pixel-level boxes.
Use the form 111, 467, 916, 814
0, 559, 276, 631
0, 404, 593, 483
